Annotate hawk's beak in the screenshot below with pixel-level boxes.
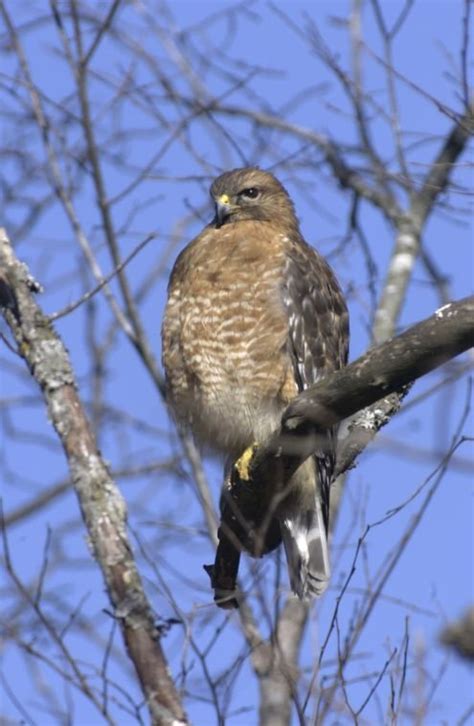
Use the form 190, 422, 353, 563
215, 193, 232, 227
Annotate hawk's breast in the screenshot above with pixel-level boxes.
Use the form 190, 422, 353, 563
162, 222, 295, 454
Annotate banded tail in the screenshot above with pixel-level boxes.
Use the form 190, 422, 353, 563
279, 456, 331, 599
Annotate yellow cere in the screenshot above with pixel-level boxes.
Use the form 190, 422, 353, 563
218, 194, 230, 205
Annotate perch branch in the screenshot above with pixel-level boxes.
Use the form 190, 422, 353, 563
205, 296, 474, 606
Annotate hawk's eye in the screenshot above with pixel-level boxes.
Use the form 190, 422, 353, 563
240, 187, 260, 199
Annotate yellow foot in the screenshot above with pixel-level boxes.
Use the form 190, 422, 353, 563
235, 444, 257, 481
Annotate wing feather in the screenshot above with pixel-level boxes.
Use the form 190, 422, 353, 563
282, 236, 349, 530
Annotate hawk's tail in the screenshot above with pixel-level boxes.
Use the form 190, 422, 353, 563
279, 458, 331, 599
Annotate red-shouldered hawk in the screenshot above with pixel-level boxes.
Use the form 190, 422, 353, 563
162, 168, 349, 599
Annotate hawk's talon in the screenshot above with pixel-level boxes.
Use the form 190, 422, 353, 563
235, 444, 257, 481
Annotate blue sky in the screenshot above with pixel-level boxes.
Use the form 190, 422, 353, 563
1, 1, 473, 724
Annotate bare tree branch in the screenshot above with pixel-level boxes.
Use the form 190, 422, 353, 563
1, 3, 471, 722
411, 103, 474, 224
199, 101, 402, 219
0, 1, 134, 340
0, 228, 187, 726
206, 296, 473, 603
284, 297, 473, 430
258, 597, 309, 726
373, 104, 473, 344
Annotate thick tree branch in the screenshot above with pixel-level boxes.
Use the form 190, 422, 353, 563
373, 105, 473, 343
0, 229, 187, 726
283, 296, 473, 429
258, 597, 309, 726
206, 296, 474, 605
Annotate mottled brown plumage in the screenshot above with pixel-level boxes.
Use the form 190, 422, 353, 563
162, 167, 349, 598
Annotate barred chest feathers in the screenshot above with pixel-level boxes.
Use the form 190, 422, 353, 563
161, 223, 296, 455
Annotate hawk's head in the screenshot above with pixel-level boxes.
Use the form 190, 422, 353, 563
210, 167, 298, 229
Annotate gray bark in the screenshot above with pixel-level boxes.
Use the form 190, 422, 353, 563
0, 228, 187, 726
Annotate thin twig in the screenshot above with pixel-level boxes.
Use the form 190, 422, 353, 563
49, 233, 156, 321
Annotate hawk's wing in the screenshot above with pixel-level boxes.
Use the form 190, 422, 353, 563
279, 235, 349, 598
282, 235, 349, 526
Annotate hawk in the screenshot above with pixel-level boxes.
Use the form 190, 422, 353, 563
162, 167, 349, 599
